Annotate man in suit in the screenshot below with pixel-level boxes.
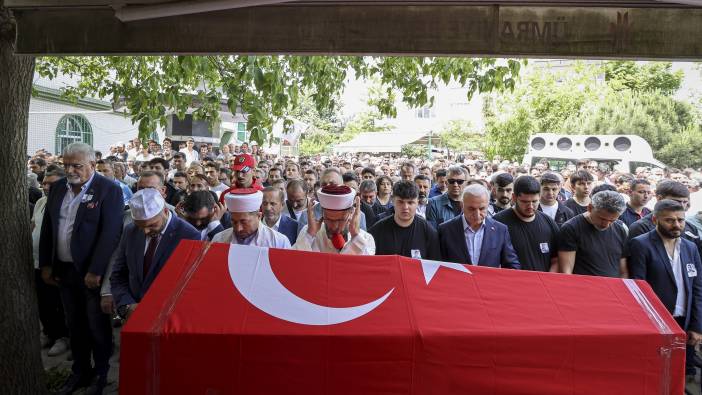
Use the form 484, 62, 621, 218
261, 186, 299, 245
438, 184, 520, 269
39, 143, 124, 395
112, 188, 201, 322
426, 165, 467, 229
628, 199, 702, 376
179, 190, 227, 241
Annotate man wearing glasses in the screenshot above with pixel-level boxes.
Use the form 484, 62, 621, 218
426, 165, 468, 229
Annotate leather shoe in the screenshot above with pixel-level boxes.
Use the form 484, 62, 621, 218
53, 373, 91, 395
85, 375, 107, 395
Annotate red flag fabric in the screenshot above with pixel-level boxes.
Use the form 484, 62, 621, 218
121, 241, 685, 395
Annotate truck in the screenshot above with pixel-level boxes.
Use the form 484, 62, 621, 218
522, 133, 666, 173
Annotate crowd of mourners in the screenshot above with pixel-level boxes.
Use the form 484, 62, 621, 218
25, 136, 702, 394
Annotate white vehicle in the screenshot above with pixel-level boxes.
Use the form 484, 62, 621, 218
523, 133, 666, 173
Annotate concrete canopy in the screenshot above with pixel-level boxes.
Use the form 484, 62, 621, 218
7, 0, 702, 58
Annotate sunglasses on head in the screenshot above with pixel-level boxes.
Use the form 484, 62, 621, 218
447, 179, 465, 185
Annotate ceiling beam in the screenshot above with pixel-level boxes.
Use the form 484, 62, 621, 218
12, 4, 702, 58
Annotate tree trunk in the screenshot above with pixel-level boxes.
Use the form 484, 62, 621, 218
0, 3, 46, 394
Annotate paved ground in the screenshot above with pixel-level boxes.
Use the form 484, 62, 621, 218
42, 327, 121, 395
41, 328, 702, 394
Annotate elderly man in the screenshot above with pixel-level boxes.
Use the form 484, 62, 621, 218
39, 143, 123, 395
438, 184, 520, 269
294, 185, 375, 255
111, 189, 200, 322
426, 165, 467, 229
559, 190, 628, 277
212, 190, 291, 248
261, 186, 299, 245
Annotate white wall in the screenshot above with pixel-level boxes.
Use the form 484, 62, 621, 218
28, 97, 163, 156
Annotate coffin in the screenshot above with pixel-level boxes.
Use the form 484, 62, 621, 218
121, 241, 686, 394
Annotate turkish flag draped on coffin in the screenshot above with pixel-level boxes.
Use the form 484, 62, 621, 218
121, 241, 685, 395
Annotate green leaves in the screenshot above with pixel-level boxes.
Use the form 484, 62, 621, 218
36, 55, 521, 144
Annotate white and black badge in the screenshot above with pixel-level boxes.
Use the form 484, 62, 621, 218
539, 242, 550, 254
411, 249, 422, 259
687, 263, 698, 278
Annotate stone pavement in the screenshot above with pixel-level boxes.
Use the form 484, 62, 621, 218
42, 327, 121, 395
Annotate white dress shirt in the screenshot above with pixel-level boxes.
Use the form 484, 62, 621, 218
56, 173, 96, 262
666, 237, 686, 317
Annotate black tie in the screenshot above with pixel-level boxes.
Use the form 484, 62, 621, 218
143, 236, 158, 278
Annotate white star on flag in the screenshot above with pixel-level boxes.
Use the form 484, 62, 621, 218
419, 259, 472, 285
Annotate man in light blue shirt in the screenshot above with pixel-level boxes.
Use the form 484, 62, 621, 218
97, 159, 132, 206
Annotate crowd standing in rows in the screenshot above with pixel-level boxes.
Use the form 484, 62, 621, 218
26, 137, 702, 394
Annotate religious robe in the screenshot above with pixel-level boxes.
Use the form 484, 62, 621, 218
293, 225, 375, 255
211, 224, 291, 249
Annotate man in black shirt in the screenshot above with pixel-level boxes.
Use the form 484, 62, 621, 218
488, 172, 513, 217
369, 181, 441, 260
494, 176, 559, 272
564, 170, 594, 216
559, 190, 628, 277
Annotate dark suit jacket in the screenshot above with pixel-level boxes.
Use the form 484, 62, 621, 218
39, 173, 124, 277
277, 215, 299, 245
628, 230, 702, 332
111, 215, 201, 308
438, 216, 520, 269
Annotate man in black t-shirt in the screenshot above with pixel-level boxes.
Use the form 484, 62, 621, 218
494, 176, 559, 272
369, 181, 441, 260
558, 190, 628, 278
564, 170, 594, 216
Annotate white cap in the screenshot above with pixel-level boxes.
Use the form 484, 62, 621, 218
224, 190, 263, 213
130, 188, 165, 220
317, 185, 355, 210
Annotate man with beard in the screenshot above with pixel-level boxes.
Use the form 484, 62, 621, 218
261, 186, 299, 245
488, 172, 514, 217
628, 200, 702, 377
414, 174, 431, 219
494, 176, 559, 272
294, 185, 375, 255
111, 189, 200, 322
212, 190, 290, 248
180, 190, 227, 241
558, 190, 628, 277
369, 181, 440, 260
39, 143, 123, 395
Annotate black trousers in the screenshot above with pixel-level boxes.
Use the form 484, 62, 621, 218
57, 262, 113, 377
35, 268, 68, 341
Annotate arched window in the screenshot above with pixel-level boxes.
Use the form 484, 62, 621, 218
55, 115, 93, 155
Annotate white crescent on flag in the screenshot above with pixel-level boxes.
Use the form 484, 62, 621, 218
227, 245, 394, 326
